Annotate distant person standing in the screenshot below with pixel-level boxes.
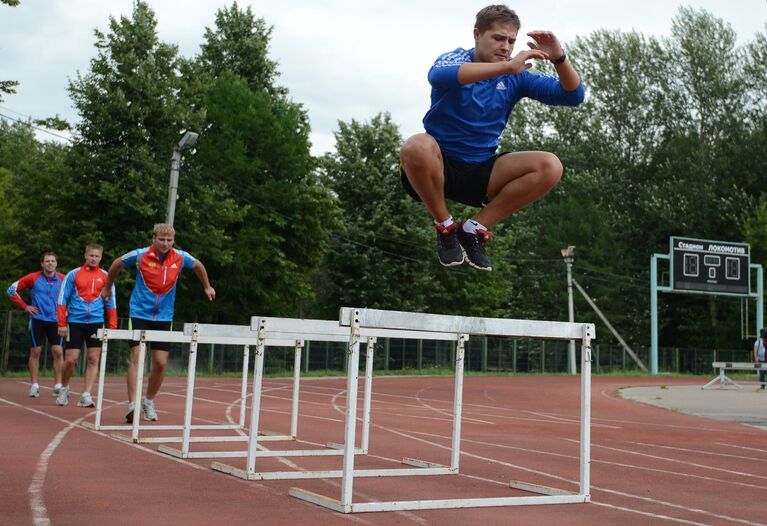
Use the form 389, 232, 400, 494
6, 251, 65, 398
754, 328, 767, 390
56, 244, 117, 407
102, 223, 215, 422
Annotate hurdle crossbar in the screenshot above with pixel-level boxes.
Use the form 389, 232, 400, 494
288, 307, 595, 513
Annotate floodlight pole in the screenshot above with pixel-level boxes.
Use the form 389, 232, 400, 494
562, 246, 577, 375
166, 131, 199, 226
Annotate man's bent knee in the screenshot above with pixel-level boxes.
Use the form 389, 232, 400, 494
400, 134, 440, 166
539, 153, 563, 188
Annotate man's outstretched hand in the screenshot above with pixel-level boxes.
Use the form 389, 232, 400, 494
507, 49, 549, 73
526, 31, 564, 62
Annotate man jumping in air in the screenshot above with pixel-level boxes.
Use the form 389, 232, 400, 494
400, 4, 584, 271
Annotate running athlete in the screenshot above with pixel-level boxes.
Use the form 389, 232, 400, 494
56, 244, 117, 407
102, 223, 215, 422
399, 4, 584, 271
6, 251, 65, 398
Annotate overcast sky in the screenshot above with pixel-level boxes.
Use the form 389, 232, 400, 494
1, 1, 765, 154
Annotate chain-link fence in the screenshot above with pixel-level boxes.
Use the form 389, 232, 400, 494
0, 310, 754, 376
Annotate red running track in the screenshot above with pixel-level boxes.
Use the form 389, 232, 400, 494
1, 375, 765, 526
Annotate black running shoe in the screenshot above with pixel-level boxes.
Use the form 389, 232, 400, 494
435, 223, 464, 267
457, 224, 493, 271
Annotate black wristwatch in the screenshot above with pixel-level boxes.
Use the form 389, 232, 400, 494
552, 52, 567, 65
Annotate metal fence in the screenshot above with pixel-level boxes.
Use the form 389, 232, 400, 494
0, 310, 753, 376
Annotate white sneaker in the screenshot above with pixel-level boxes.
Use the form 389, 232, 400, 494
125, 401, 136, 423
28, 385, 40, 398
51, 386, 61, 397
142, 399, 158, 421
77, 392, 95, 408
56, 386, 70, 406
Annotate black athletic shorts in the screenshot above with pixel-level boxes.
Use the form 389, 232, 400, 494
65, 322, 102, 351
400, 150, 510, 208
29, 318, 63, 348
129, 318, 173, 351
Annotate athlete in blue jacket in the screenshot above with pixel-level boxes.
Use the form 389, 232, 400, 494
6, 251, 65, 397
400, 5, 584, 271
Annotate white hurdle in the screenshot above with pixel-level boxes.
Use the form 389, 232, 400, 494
158, 323, 303, 459
288, 307, 596, 513
87, 327, 256, 446
211, 316, 466, 481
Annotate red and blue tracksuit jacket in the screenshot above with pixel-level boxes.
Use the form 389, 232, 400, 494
7, 271, 65, 322
121, 246, 196, 322
57, 265, 117, 328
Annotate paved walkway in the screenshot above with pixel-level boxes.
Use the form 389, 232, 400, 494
621, 379, 767, 429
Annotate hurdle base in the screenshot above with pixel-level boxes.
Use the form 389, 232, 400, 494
211, 461, 455, 481
260, 429, 296, 441
702, 373, 742, 390
289, 486, 589, 513
509, 480, 578, 497
402, 457, 453, 470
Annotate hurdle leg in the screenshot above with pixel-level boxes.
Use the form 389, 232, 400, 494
580, 325, 594, 498
360, 337, 376, 453
290, 341, 303, 438
450, 334, 466, 470
131, 332, 147, 442
238, 345, 250, 428
702, 368, 726, 389
339, 311, 362, 510
94, 332, 109, 429
245, 332, 266, 475
180, 325, 200, 457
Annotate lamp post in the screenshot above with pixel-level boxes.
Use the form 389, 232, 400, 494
166, 130, 199, 226
561, 245, 576, 375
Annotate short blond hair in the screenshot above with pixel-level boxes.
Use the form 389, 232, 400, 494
153, 223, 176, 237
84, 243, 103, 253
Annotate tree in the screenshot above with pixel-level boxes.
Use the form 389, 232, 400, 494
175, 3, 338, 321
197, 2, 281, 95
1, 0, 21, 102
63, 2, 217, 318
497, 8, 763, 349
177, 72, 336, 320
0, 121, 69, 275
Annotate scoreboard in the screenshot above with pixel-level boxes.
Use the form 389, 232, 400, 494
670, 236, 750, 295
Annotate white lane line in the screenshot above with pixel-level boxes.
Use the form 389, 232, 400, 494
629, 441, 767, 462
564, 439, 767, 481
591, 502, 711, 526
28, 413, 88, 526
0, 397, 369, 524
414, 386, 494, 424
716, 442, 767, 455
328, 392, 763, 526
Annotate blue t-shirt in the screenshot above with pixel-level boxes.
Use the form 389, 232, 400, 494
423, 47, 585, 164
